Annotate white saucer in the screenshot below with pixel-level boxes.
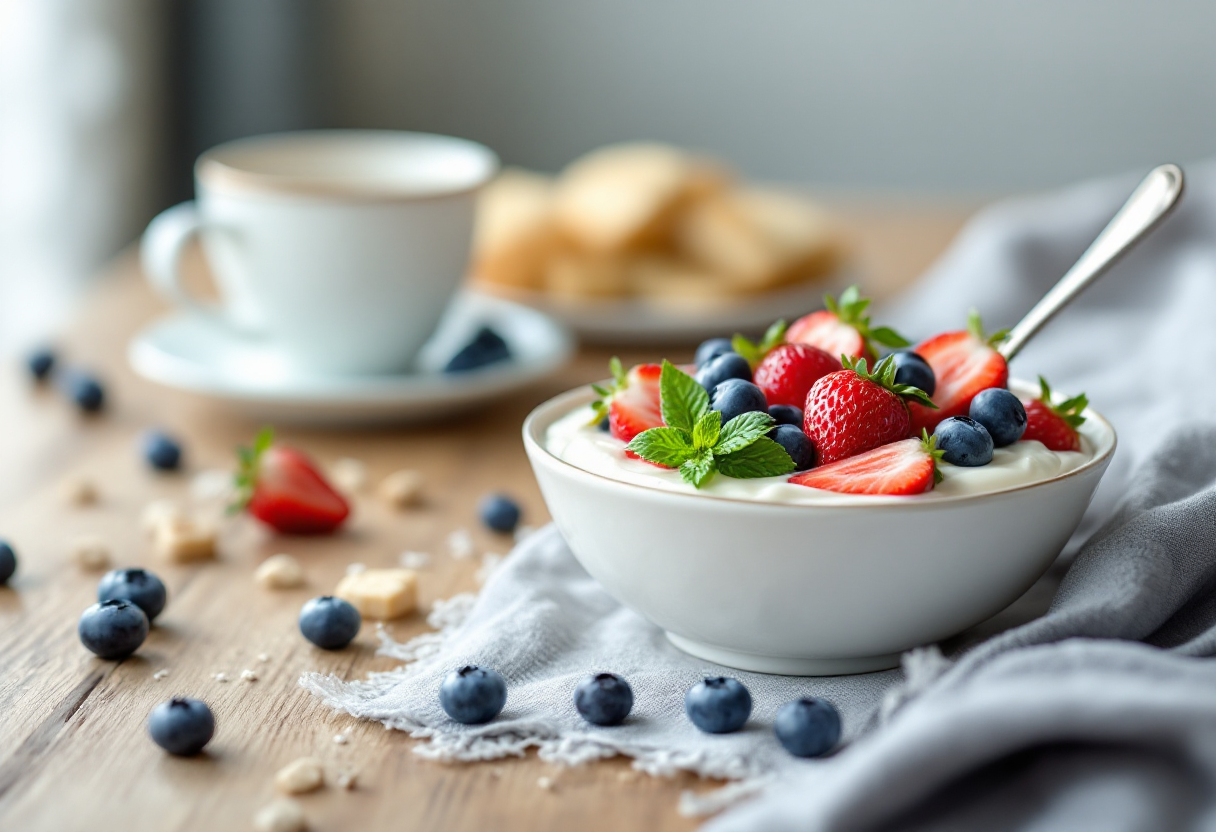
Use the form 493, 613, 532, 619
128, 291, 575, 425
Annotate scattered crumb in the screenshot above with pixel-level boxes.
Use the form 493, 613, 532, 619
617, 769, 641, 783
212, 672, 229, 683
333, 734, 347, 745
255, 554, 306, 589
345, 562, 366, 576
275, 757, 324, 795
537, 776, 555, 791
335, 770, 357, 790
514, 524, 537, 544
155, 516, 217, 563
448, 528, 474, 560
331, 457, 367, 494
379, 469, 424, 508
70, 536, 111, 570
475, 552, 504, 585
140, 499, 185, 536
240, 669, 258, 682
61, 477, 99, 507
254, 798, 306, 832
490, 767, 505, 779
153, 668, 169, 681
257, 653, 271, 663
191, 468, 234, 502
398, 551, 430, 570
334, 568, 418, 619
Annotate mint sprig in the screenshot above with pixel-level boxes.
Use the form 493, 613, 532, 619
625, 361, 796, 488
732, 319, 787, 367
588, 356, 628, 426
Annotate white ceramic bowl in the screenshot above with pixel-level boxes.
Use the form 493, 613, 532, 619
523, 381, 1116, 676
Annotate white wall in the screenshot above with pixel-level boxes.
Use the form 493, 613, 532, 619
328, 0, 1216, 194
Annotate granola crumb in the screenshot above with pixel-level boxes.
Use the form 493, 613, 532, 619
212, 672, 229, 683
152, 668, 169, 681
240, 669, 258, 682
257, 653, 271, 663
333, 734, 348, 745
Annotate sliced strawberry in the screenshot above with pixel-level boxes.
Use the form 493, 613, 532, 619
787, 286, 909, 362
1021, 376, 1087, 452
753, 343, 840, 408
789, 434, 943, 496
907, 311, 1009, 435
590, 358, 665, 454
234, 429, 349, 534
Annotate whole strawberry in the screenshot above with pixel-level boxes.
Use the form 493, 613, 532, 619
1021, 377, 1087, 452
754, 343, 840, 408
804, 355, 935, 464
787, 286, 909, 362
233, 429, 350, 534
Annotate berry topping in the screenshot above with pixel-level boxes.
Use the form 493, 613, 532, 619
933, 416, 994, 467
443, 326, 512, 373
1022, 377, 1087, 452
766, 424, 816, 471
890, 351, 936, 397
803, 355, 935, 465
0, 541, 15, 584
694, 352, 752, 393
440, 665, 508, 724
574, 672, 634, 726
590, 358, 665, 445
753, 342, 841, 408
767, 404, 803, 426
479, 493, 521, 533
98, 568, 168, 622
143, 430, 183, 471
786, 285, 909, 361
233, 428, 350, 535
774, 697, 841, 758
63, 371, 105, 413
685, 677, 752, 734
26, 347, 55, 382
78, 599, 149, 659
710, 379, 768, 425
968, 387, 1027, 447
694, 337, 734, 368
148, 698, 215, 756
789, 433, 944, 496
907, 311, 1009, 435
298, 596, 362, 650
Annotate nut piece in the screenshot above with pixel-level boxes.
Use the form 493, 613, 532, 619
61, 478, 99, 507
71, 536, 111, 570
255, 554, 305, 589
155, 516, 216, 563
141, 499, 186, 536
334, 568, 418, 620
379, 469, 424, 508
254, 798, 306, 832
331, 457, 366, 494
274, 757, 324, 795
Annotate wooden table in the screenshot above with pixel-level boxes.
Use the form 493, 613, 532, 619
0, 203, 971, 831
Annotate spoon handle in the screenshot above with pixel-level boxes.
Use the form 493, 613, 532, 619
999, 163, 1185, 361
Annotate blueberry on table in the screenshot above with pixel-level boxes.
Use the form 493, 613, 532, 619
98, 568, 168, 622
969, 388, 1027, 447
710, 379, 768, 425
148, 697, 215, 756
695, 352, 751, 393
934, 416, 994, 467
298, 596, 361, 650
685, 677, 752, 734
767, 424, 816, 471
479, 494, 521, 533
26, 348, 56, 382
440, 665, 507, 724
890, 352, 936, 397
0, 541, 15, 584
62, 371, 105, 413
443, 326, 512, 373
767, 404, 803, 427
143, 430, 183, 471
695, 337, 734, 368
774, 697, 841, 758
78, 599, 149, 659
574, 672, 634, 726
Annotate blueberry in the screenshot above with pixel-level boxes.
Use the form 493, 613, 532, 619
891, 352, 935, 397
444, 326, 512, 373
298, 596, 361, 650
934, 416, 994, 467
685, 677, 752, 734
439, 665, 507, 724
479, 493, 521, 533
148, 697, 215, 756
573, 672, 634, 726
767, 404, 803, 427
774, 697, 841, 758
63, 371, 105, 413
78, 599, 149, 659
710, 379, 768, 425
597, 416, 611, 432
142, 430, 183, 471
26, 347, 56, 382
98, 568, 168, 622
766, 424, 816, 471
695, 352, 751, 392
969, 388, 1027, 448
695, 337, 734, 368
0, 541, 15, 584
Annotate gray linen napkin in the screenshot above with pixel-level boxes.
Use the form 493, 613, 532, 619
304, 161, 1216, 830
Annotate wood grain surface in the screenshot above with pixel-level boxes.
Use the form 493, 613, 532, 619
0, 202, 970, 831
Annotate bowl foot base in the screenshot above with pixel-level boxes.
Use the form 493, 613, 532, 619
665, 632, 902, 676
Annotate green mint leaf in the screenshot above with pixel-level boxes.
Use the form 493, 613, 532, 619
714, 411, 776, 454
692, 409, 721, 450
867, 326, 911, 349
659, 360, 709, 433
679, 449, 717, 488
625, 427, 695, 468
716, 436, 797, 479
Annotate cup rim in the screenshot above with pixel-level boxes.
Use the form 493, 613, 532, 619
523, 378, 1118, 511
196, 129, 500, 203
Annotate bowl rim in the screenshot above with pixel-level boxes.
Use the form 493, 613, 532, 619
522, 377, 1117, 510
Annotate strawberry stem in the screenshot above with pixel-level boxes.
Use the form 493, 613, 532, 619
231, 426, 274, 513
841, 354, 937, 409
1037, 376, 1088, 428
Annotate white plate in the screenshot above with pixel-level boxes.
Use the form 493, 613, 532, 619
128, 291, 574, 425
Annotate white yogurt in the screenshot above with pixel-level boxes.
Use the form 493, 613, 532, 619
544, 405, 1100, 505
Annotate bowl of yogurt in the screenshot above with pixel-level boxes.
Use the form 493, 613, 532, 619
523, 378, 1115, 675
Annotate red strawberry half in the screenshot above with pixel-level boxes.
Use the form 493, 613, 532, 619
234, 429, 350, 534
907, 311, 1009, 435
1022, 376, 1087, 452
787, 285, 909, 362
790, 433, 944, 495
753, 343, 840, 408
803, 355, 936, 465
591, 359, 665, 447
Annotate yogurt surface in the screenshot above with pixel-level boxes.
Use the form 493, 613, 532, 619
544, 404, 1106, 506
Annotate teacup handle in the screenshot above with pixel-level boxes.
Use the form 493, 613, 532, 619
140, 201, 229, 325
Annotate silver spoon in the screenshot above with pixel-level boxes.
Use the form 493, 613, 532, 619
999, 163, 1184, 361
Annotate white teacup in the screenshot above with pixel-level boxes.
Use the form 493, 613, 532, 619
140, 130, 499, 375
